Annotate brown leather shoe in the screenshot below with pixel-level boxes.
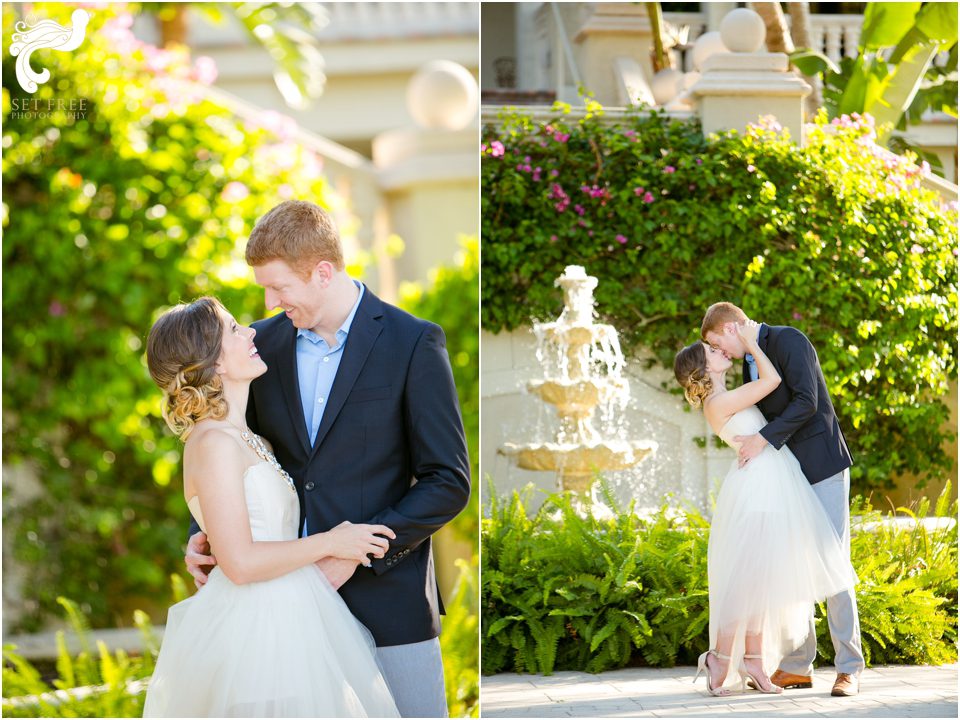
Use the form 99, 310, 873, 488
748, 669, 812, 690
832, 673, 859, 696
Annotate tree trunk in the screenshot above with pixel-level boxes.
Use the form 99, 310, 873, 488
749, 2, 795, 54
788, 2, 823, 117
158, 4, 188, 48
645, 3, 670, 72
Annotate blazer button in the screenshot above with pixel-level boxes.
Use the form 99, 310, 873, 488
304, 481, 315, 491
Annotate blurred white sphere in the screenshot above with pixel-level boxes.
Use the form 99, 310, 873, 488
651, 68, 684, 105
692, 31, 728, 71
720, 8, 766, 53
406, 60, 479, 131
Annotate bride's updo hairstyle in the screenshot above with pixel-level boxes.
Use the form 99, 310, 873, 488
147, 297, 229, 440
674, 342, 712, 408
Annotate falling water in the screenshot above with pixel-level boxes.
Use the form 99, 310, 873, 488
499, 265, 657, 493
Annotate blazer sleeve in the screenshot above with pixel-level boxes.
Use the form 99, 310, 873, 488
758, 328, 819, 450
365, 323, 471, 575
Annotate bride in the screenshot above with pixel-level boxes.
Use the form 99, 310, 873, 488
674, 320, 857, 696
142, 296, 400, 717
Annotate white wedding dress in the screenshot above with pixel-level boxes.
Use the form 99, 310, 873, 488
708, 406, 857, 687
142, 462, 399, 718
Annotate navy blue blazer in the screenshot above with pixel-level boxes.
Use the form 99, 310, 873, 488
190, 287, 470, 647
749, 324, 852, 484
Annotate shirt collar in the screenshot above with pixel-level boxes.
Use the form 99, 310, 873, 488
297, 280, 365, 344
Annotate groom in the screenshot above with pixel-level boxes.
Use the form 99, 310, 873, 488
701, 302, 864, 698
185, 200, 471, 717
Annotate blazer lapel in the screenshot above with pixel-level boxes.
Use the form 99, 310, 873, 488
275, 320, 312, 455
309, 287, 384, 457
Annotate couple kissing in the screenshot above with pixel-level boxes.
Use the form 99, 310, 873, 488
674, 302, 863, 698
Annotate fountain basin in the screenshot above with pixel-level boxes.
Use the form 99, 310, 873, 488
528, 378, 628, 418
536, 322, 619, 349
499, 440, 658, 492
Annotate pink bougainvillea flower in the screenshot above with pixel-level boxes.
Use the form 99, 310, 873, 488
664, 166, 675, 174
259, 111, 298, 141
616, 234, 628, 244
642, 191, 655, 203
490, 141, 505, 157
192, 56, 218, 85
221, 181, 250, 203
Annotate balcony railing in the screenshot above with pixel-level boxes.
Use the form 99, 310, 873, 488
664, 12, 950, 71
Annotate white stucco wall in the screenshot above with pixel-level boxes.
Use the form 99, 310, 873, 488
481, 329, 736, 514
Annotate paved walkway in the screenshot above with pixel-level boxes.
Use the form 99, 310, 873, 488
482, 664, 958, 718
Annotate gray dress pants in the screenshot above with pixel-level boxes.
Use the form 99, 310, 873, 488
377, 637, 448, 717
780, 468, 865, 676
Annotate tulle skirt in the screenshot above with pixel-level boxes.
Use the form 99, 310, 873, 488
142, 564, 399, 717
708, 445, 857, 687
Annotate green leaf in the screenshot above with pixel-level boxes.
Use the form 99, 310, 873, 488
860, 2, 921, 50
790, 48, 840, 76
914, 1, 959, 47
869, 41, 942, 142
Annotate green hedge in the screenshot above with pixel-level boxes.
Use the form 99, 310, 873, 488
481, 481, 958, 675
481, 103, 957, 493
2, 3, 342, 631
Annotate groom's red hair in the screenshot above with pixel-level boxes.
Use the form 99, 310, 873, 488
246, 200, 344, 278
701, 302, 748, 340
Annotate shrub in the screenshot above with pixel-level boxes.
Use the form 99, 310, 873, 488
481, 103, 957, 494
2, 598, 155, 718
2, 4, 343, 631
441, 558, 480, 718
481, 481, 958, 675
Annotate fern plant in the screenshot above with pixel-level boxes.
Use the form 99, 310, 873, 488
482, 480, 959, 675
2, 598, 156, 718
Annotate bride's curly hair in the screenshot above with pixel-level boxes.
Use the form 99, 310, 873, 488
674, 342, 713, 408
146, 297, 229, 440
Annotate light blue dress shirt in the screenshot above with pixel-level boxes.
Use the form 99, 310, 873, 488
296, 281, 364, 446
745, 353, 759, 381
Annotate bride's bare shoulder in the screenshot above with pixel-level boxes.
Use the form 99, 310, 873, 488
702, 396, 733, 435
184, 423, 244, 472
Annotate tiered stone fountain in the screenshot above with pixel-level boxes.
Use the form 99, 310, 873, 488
499, 266, 657, 492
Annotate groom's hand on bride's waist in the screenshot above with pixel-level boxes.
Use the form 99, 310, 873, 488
734, 433, 768, 467
185, 531, 217, 589
315, 557, 360, 589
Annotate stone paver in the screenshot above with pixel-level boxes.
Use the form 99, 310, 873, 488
482, 664, 958, 718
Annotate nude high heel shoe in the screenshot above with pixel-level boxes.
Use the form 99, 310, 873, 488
694, 649, 732, 696
739, 654, 783, 694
